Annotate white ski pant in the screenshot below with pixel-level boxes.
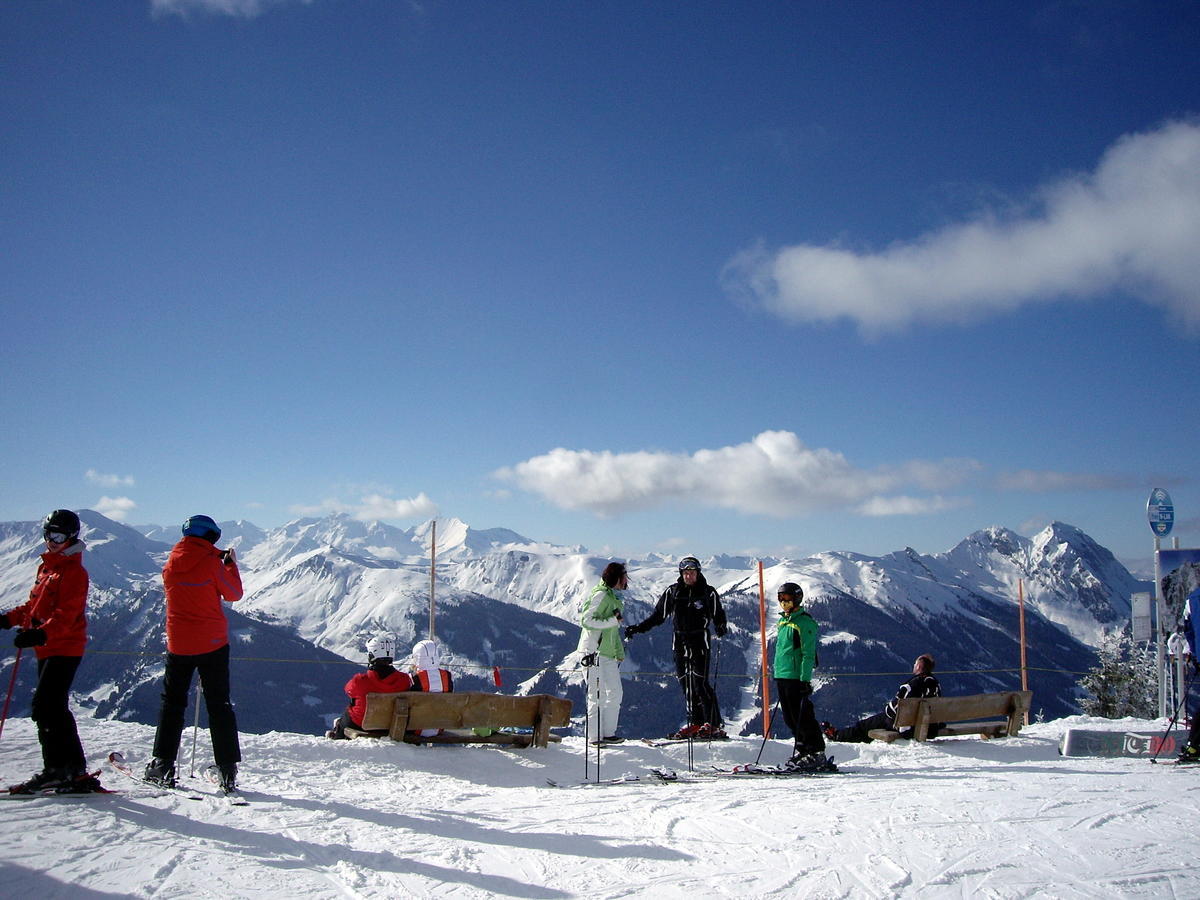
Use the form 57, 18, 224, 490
585, 656, 623, 742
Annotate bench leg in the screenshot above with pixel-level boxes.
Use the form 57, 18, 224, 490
532, 696, 553, 749
913, 701, 931, 742
389, 698, 412, 742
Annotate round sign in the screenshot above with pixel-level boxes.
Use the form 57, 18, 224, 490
1146, 488, 1174, 537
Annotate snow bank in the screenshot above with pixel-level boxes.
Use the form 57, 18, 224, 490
1, 716, 1197, 898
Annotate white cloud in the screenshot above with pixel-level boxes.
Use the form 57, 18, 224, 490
353, 492, 438, 522
86, 469, 135, 488
290, 491, 438, 523
151, 0, 311, 19
495, 430, 978, 518
856, 495, 967, 517
96, 496, 137, 522
723, 120, 1200, 333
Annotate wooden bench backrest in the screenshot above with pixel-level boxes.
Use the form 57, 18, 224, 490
892, 690, 1032, 731
361, 691, 571, 733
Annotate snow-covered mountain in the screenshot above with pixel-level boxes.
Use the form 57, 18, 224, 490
0, 512, 1150, 738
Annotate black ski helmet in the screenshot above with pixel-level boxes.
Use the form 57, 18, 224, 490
678, 556, 702, 573
777, 582, 804, 602
42, 509, 81, 542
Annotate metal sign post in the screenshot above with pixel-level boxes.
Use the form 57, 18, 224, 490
1147, 489, 1174, 718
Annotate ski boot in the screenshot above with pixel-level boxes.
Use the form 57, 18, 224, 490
8, 768, 69, 794
143, 757, 178, 788
217, 765, 237, 794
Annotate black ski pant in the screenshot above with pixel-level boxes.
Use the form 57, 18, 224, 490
31, 655, 87, 775
776, 678, 825, 756
834, 711, 941, 743
152, 644, 241, 769
673, 630, 721, 727
834, 711, 890, 744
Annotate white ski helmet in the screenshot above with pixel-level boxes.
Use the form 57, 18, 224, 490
366, 632, 397, 664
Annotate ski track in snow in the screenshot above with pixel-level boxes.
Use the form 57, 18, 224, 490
0, 717, 1198, 898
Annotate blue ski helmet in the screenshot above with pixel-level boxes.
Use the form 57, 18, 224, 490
182, 514, 221, 543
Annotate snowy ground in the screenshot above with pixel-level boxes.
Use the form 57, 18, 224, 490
1, 715, 1198, 899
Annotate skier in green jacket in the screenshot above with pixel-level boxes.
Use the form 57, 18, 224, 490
774, 582, 830, 770
577, 561, 628, 745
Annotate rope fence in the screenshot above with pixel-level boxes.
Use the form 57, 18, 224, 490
40, 648, 1092, 679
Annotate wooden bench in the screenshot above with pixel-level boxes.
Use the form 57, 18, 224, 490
868, 690, 1033, 743
345, 691, 572, 748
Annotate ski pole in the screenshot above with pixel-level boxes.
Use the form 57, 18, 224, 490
1151, 668, 1193, 763
595, 659, 604, 782
685, 645, 695, 771
753, 703, 779, 766
188, 680, 203, 777
0, 648, 23, 742
582, 667, 590, 781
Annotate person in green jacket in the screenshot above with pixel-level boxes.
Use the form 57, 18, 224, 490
774, 582, 829, 770
578, 561, 628, 745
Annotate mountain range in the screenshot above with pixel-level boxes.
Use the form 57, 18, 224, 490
0, 512, 1149, 740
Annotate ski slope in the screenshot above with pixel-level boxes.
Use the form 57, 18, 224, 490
1, 715, 1196, 898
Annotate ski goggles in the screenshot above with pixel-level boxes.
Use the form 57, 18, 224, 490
43, 529, 71, 544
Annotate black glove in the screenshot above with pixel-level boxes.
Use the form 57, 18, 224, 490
14, 628, 47, 649
796, 680, 813, 697
715, 623, 727, 638
580, 652, 598, 668
623, 626, 637, 641
0, 613, 10, 630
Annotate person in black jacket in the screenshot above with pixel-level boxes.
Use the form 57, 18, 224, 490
625, 556, 728, 738
823, 654, 941, 742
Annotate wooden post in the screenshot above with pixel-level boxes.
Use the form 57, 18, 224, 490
429, 519, 437, 641
1018, 578, 1029, 726
758, 561, 771, 737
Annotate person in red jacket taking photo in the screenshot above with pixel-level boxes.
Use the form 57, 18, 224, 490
144, 515, 244, 794
3, 509, 100, 794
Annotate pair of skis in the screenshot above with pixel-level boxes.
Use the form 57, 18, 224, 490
547, 759, 842, 788
107, 752, 249, 805
546, 768, 704, 788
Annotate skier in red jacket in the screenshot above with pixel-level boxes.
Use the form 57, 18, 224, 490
144, 515, 244, 793
326, 632, 420, 739
3, 509, 100, 794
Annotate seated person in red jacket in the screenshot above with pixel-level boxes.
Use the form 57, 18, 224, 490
326, 632, 420, 739
823, 654, 942, 742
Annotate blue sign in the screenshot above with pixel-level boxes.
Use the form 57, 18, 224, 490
1147, 488, 1174, 537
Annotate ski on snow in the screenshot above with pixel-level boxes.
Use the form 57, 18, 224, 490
106, 752, 209, 801
706, 758, 842, 777
545, 768, 701, 788
2, 771, 120, 800
640, 736, 732, 748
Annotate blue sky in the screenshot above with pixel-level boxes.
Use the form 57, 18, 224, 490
3, 0, 1198, 569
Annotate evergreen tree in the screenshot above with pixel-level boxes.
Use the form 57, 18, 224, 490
1079, 627, 1157, 718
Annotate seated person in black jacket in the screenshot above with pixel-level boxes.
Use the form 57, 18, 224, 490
824, 654, 941, 742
